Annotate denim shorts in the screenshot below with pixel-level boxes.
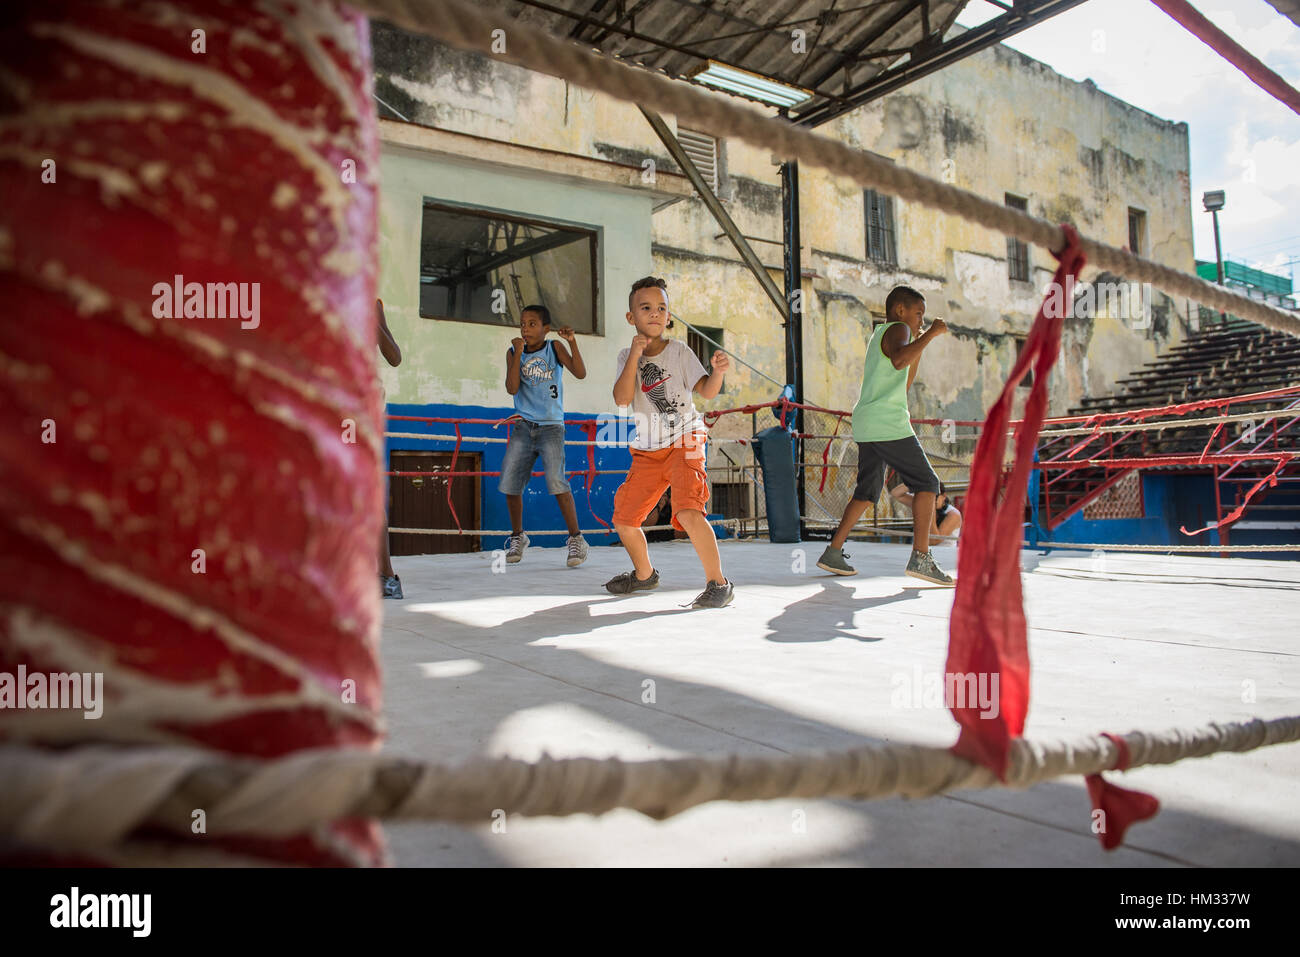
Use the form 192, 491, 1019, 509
498, 421, 570, 496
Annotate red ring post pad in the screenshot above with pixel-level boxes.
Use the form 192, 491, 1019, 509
0, 2, 384, 866
946, 227, 1087, 780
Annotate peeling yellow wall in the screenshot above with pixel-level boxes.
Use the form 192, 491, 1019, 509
372, 23, 1195, 431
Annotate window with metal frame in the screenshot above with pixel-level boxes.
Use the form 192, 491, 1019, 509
419, 201, 599, 334
864, 189, 898, 266
686, 325, 725, 394
1006, 193, 1030, 283
1128, 207, 1146, 256
1014, 336, 1034, 389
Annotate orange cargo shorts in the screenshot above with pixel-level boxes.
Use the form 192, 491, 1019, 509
612, 432, 709, 532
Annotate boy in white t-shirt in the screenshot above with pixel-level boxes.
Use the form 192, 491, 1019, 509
607, 276, 734, 608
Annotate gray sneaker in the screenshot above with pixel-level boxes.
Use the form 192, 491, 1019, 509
906, 549, 955, 586
816, 546, 856, 576
691, 579, 734, 608
605, 568, 659, 594
565, 535, 589, 568
505, 533, 530, 564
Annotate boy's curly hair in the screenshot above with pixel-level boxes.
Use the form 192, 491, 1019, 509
628, 276, 674, 328
521, 303, 551, 326
628, 275, 668, 310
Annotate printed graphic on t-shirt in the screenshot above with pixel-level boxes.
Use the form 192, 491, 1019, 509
618, 340, 707, 450
520, 353, 554, 384
637, 360, 682, 431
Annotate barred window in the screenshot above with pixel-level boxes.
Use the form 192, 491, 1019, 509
1006, 193, 1030, 283
1128, 207, 1146, 256
865, 189, 898, 266
687, 325, 725, 394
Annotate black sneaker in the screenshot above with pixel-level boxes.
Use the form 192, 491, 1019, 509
905, 549, 954, 586
605, 568, 659, 594
691, 579, 734, 608
381, 574, 403, 600
815, 546, 856, 576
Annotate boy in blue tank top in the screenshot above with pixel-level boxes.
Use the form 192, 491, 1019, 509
501, 305, 589, 566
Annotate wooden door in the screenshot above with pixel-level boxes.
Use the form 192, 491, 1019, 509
388, 450, 482, 555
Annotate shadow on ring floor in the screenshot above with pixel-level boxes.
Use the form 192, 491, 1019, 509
379, 540, 1300, 866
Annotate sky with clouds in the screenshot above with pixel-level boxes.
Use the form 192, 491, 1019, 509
956, 0, 1299, 282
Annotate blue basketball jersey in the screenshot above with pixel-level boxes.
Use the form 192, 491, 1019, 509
512, 340, 564, 424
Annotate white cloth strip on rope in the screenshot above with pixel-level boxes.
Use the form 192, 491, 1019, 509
3, 716, 1296, 846
352, 0, 1300, 338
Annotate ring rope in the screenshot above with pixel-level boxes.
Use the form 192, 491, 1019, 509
1031, 541, 1299, 553
384, 430, 753, 446
353, 0, 1300, 337
1037, 451, 1298, 470
3, 716, 1294, 845
1035, 405, 1300, 439
387, 518, 742, 536
387, 388, 1300, 442
386, 469, 630, 477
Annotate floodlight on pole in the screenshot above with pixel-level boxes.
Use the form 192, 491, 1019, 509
1203, 190, 1227, 324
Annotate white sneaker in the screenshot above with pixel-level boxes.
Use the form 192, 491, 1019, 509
565, 535, 589, 567
505, 533, 529, 564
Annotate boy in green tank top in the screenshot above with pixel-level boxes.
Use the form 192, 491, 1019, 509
817, 286, 955, 585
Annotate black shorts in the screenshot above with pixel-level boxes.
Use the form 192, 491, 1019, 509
854, 436, 940, 501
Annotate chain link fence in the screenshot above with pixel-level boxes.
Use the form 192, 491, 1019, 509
702, 404, 978, 541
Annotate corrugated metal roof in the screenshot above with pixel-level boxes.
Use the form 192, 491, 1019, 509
482, 0, 968, 118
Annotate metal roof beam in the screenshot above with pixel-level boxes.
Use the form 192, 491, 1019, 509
802, 0, 919, 93
640, 107, 790, 322
509, 0, 855, 105
795, 0, 1090, 127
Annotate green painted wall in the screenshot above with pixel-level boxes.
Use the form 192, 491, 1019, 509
377, 144, 656, 412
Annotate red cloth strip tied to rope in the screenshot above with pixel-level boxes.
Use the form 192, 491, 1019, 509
1, 1, 384, 865
1181, 458, 1289, 537
581, 421, 613, 531
1085, 733, 1160, 851
447, 423, 464, 532
946, 225, 1160, 850
818, 413, 845, 494
946, 227, 1087, 778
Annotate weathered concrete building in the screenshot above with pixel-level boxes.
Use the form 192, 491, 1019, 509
370, 20, 1196, 535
